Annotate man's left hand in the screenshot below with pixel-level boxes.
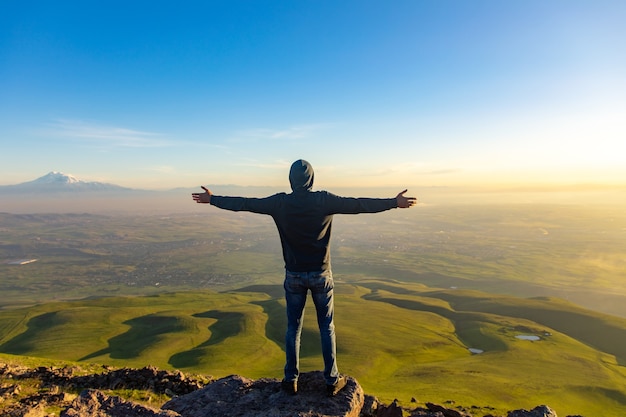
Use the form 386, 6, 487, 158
396, 189, 417, 208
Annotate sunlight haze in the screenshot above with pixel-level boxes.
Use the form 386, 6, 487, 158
1, 1, 625, 190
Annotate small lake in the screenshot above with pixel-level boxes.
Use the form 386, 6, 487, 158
516, 335, 540, 341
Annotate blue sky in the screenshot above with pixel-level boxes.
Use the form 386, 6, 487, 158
1, 1, 625, 190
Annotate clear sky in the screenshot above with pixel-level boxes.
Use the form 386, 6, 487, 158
1, 1, 625, 190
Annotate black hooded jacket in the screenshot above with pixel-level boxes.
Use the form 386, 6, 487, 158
210, 160, 398, 272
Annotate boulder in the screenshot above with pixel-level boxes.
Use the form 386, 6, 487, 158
61, 389, 180, 417
163, 371, 364, 417
507, 405, 558, 417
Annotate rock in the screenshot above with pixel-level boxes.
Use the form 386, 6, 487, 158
15, 403, 48, 417
0, 383, 21, 398
507, 405, 558, 417
377, 399, 403, 417
361, 394, 380, 417
163, 371, 364, 417
408, 402, 472, 417
0, 362, 581, 417
425, 402, 471, 417
61, 389, 180, 417
2, 364, 209, 397
0, 403, 48, 417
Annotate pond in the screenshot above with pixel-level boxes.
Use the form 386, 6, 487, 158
515, 335, 541, 341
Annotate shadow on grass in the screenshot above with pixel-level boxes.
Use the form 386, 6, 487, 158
251, 299, 285, 348
357, 281, 423, 296
251, 297, 323, 359
425, 291, 626, 366
601, 387, 626, 406
233, 284, 284, 299
0, 312, 59, 355
168, 310, 244, 368
80, 314, 188, 361
363, 291, 508, 353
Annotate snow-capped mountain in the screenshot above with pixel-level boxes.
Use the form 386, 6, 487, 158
34, 171, 83, 184
0, 172, 131, 193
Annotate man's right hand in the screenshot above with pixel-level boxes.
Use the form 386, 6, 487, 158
396, 189, 417, 208
192, 186, 212, 204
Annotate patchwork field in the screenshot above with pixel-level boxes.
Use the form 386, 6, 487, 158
1, 203, 624, 315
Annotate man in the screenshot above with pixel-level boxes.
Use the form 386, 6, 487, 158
192, 159, 417, 396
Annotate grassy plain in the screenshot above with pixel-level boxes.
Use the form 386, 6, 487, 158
1, 202, 625, 415
1, 203, 624, 315
1, 284, 625, 416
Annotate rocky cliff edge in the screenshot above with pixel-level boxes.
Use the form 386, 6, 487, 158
0, 363, 578, 417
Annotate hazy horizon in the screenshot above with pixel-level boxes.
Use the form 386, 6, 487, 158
2, 184, 624, 215
3, 169, 626, 193
2, 2, 625, 190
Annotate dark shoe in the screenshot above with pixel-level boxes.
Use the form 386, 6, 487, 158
326, 376, 347, 397
281, 380, 297, 395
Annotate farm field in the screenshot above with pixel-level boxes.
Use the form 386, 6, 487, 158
1, 203, 624, 316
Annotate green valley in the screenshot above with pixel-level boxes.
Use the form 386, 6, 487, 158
1, 202, 625, 416
0, 284, 625, 416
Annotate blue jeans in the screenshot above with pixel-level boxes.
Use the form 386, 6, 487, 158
283, 269, 339, 386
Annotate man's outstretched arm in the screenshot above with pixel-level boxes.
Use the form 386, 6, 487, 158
327, 189, 417, 214
192, 185, 281, 215
396, 189, 417, 208
192, 186, 212, 204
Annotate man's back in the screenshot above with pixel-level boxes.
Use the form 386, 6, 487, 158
210, 162, 398, 272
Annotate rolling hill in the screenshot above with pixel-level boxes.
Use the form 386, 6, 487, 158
1, 281, 625, 416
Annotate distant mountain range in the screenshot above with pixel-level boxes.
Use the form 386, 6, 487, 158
0, 172, 132, 193
0, 173, 291, 213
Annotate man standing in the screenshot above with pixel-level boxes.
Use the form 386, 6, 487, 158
192, 159, 417, 396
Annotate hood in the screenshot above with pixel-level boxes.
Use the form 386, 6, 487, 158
289, 159, 314, 192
